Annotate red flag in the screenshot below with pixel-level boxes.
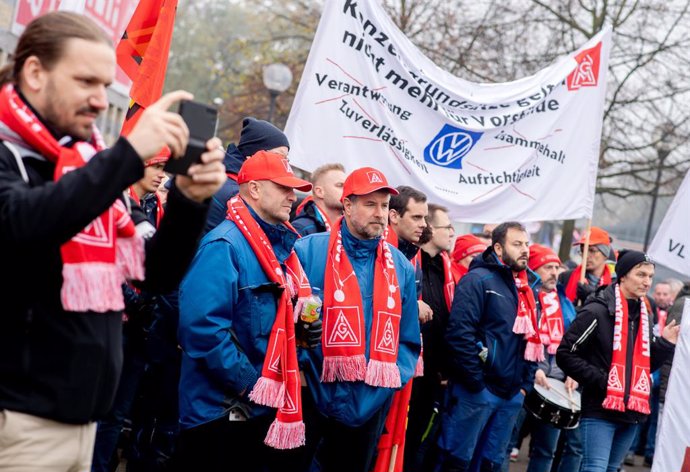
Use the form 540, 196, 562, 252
372, 382, 413, 472
117, 0, 178, 136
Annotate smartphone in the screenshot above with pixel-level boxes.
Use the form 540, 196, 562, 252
164, 100, 219, 175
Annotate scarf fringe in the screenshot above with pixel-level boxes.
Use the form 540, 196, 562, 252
547, 343, 558, 355
627, 396, 651, 415
321, 355, 367, 383
513, 314, 536, 337
365, 359, 402, 388
602, 395, 626, 412
264, 419, 306, 450
61, 263, 125, 313
414, 353, 424, 378
524, 341, 545, 362
116, 235, 145, 281
249, 377, 286, 408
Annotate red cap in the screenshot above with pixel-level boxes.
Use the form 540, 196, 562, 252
341, 167, 399, 201
528, 244, 561, 271
452, 234, 487, 262
237, 150, 312, 191
573, 226, 611, 246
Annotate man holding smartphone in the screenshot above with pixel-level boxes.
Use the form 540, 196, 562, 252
0, 12, 226, 471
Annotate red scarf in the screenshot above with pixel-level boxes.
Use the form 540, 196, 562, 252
226, 196, 308, 449
513, 270, 544, 362
0, 84, 144, 312
321, 217, 402, 388
538, 291, 564, 355
386, 228, 425, 377
602, 284, 651, 414
565, 264, 612, 302
295, 196, 332, 231
451, 261, 469, 283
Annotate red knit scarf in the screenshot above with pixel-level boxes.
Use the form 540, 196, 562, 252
321, 217, 402, 387
0, 84, 144, 312
385, 228, 424, 377
295, 196, 332, 231
226, 196, 308, 449
451, 262, 469, 282
512, 270, 544, 362
565, 264, 612, 302
538, 291, 564, 355
603, 284, 651, 414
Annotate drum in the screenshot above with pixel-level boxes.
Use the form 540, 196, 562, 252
524, 378, 581, 429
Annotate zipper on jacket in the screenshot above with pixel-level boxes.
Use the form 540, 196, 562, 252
570, 319, 598, 352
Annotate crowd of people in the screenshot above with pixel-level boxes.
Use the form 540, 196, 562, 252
0, 12, 687, 472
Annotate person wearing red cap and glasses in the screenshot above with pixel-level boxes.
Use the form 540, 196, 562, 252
524, 244, 581, 472
557, 250, 679, 472
176, 151, 320, 471
559, 227, 614, 306
451, 234, 488, 281
293, 167, 421, 472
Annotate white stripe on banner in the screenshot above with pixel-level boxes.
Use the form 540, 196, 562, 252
652, 298, 690, 472
285, 1, 612, 222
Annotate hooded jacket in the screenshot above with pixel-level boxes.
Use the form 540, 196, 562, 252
293, 222, 421, 428
291, 199, 329, 236
445, 247, 538, 399
557, 283, 675, 424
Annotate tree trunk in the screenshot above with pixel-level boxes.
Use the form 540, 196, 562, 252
559, 220, 575, 262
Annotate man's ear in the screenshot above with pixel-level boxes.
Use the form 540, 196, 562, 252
313, 185, 325, 200
247, 180, 261, 200
20, 56, 47, 93
389, 209, 399, 225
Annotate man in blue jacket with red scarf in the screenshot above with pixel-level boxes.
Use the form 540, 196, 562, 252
438, 222, 539, 472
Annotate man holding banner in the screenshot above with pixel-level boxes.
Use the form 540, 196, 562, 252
557, 250, 679, 472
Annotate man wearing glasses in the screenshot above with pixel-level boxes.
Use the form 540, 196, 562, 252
559, 227, 614, 306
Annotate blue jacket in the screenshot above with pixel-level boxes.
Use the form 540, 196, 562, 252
291, 199, 329, 236
178, 203, 298, 429
203, 144, 244, 235
294, 222, 421, 427
445, 247, 538, 399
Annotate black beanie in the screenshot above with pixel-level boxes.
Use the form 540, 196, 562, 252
615, 250, 653, 279
237, 117, 290, 158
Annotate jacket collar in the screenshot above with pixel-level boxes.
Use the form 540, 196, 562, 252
397, 236, 420, 261
342, 220, 380, 260
223, 143, 246, 175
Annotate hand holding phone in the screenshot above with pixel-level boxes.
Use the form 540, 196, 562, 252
164, 100, 219, 175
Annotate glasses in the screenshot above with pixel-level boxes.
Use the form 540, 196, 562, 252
578, 245, 601, 255
432, 224, 454, 231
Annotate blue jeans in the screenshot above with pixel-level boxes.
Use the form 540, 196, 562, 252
438, 383, 524, 472
579, 417, 639, 472
526, 421, 582, 472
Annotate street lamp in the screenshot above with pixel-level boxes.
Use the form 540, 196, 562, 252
643, 122, 674, 251
262, 63, 293, 123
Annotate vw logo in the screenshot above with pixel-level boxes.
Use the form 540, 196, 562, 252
423, 124, 483, 170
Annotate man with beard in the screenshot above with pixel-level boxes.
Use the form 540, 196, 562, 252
525, 245, 581, 472
292, 163, 346, 235
294, 167, 421, 472
437, 222, 540, 472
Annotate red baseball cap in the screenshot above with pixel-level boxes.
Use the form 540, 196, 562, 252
237, 150, 312, 191
528, 244, 561, 271
341, 167, 399, 202
452, 234, 487, 262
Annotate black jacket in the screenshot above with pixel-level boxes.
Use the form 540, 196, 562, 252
204, 143, 243, 235
291, 199, 329, 236
0, 137, 208, 424
445, 248, 538, 399
557, 284, 675, 424
659, 285, 690, 403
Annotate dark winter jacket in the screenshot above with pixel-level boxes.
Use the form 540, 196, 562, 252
659, 284, 690, 403
291, 199, 329, 236
203, 143, 243, 235
557, 284, 675, 424
0, 137, 209, 425
445, 247, 538, 399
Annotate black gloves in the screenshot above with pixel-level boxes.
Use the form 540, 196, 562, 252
296, 319, 322, 349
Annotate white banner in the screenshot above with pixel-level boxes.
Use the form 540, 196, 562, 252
652, 298, 690, 472
285, 1, 611, 222
648, 170, 690, 278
